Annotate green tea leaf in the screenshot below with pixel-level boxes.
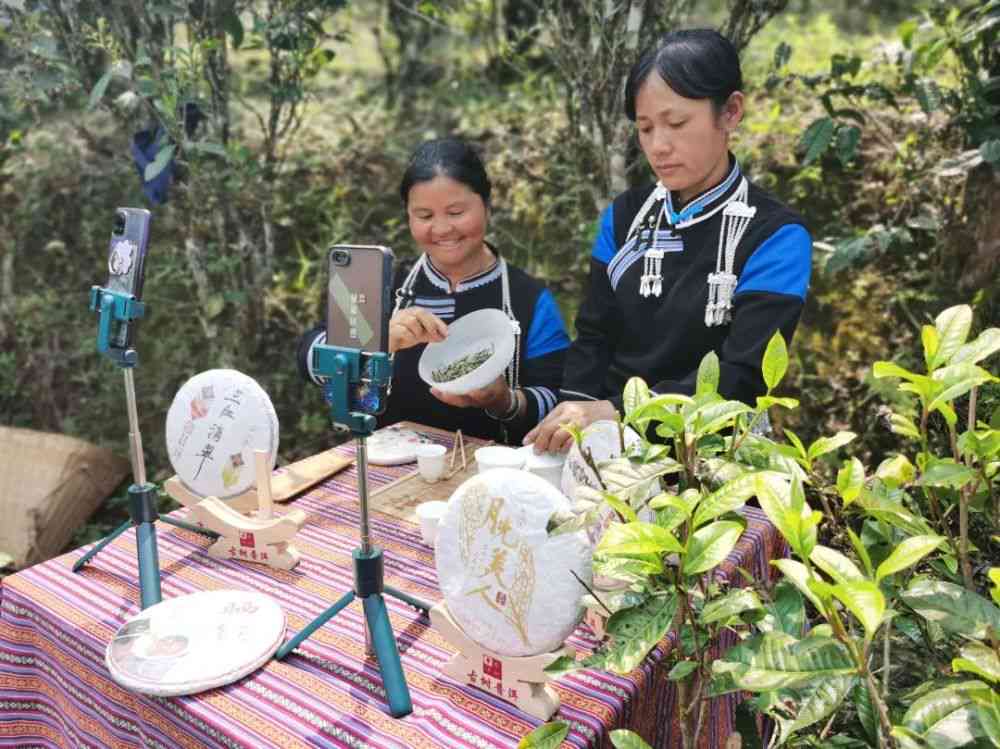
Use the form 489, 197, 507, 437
874, 454, 916, 487
810, 545, 865, 585
772, 559, 825, 613
846, 527, 874, 578
774, 673, 856, 745
684, 521, 744, 576
837, 457, 865, 506
597, 521, 682, 556
899, 682, 991, 747
807, 431, 857, 462
933, 305, 973, 366
762, 331, 788, 391
783, 428, 808, 462
701, 587, 763, 625
919, 458, 977, 489
691, 471, 764, 529
901, 579, 1000, 640
876, 535, 944, 582
831, 581, 885, 641
950, 328, 1000, 366
603, 596, 677, 673
952, 642, 1000, 684
723, 632, 855, 690
602, 492, 637, 524
800, 116, 835, 166
518, 721, 569, 749
690, 400, 753, 437
889, 412, 921, 440
990, 568, 1000, 606
756, 395, 800, 411
922, 324, 940, 370
759, 580, 806, 637
872, 361, 925, 383
928, 362, 996, 412
623, 377, 650, 415
667, 660, 699, 682
696, 351, 720, 396
609, 729, 653, 749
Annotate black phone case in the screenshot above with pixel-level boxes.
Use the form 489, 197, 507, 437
106, 208, 151, 348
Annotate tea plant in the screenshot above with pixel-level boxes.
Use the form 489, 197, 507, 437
524, 305, 999, 749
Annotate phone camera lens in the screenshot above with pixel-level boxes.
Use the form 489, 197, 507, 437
113, 212, 127, 235
332, 250, 349, 265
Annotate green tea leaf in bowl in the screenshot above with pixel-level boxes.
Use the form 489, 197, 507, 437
432, 345, 495, 383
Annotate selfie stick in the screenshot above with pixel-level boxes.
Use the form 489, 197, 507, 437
275, 344, 429, 718
72, 286, 216, 609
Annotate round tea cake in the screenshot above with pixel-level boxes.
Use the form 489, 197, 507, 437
165, 369, 279, 499
365, 426, 429, 466
435, 468, 592, 657
106, 589, 285, 696
561, 420, 641, 500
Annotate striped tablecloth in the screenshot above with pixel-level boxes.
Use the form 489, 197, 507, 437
0, 427, 784, 749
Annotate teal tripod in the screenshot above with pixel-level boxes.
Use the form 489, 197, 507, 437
275, 344, 429, 718
72, 286, 216, 609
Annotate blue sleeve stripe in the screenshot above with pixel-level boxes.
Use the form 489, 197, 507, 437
525, 289, 571, 359
524, 386, 557, 418
591, 204, 617, 264
735, 223, 812, 300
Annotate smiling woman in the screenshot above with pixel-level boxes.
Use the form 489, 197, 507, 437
526, 29, 814, 453
302, 138, 571, 445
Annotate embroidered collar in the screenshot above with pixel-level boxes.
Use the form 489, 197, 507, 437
663, 156, 742, 227
422, 251, 502, 294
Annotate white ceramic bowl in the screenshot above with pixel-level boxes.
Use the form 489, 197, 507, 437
418, 309, 516, 395
474, 445, 525, 473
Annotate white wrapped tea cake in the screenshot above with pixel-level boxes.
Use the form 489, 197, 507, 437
435, 468, 592, 657
165, 369, 279, 499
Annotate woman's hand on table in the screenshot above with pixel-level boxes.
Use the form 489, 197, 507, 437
523, 399, 617, 453
431, 374, 518, 414
388, 307, 448, 353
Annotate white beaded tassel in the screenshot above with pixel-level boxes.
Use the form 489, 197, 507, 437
706, 185, 755, 327
640, 249, 665, 298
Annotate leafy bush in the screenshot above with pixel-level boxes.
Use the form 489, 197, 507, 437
526, 305, 999, 748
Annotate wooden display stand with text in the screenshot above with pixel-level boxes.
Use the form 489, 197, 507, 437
186, 451, 308, 570
430, 603, 571, 721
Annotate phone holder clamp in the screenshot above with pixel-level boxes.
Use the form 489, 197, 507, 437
89, 286, 145, 367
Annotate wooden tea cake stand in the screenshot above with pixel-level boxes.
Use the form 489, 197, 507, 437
430, 603, 571, 721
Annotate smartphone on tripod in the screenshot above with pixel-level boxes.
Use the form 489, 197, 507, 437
325, 244, 395, 414
105, 207, 152, 349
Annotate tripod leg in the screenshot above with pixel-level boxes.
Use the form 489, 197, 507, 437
72, 520, 132, 572
135, 521, 162, 609
158, 516, 219, 538
383, 585, 430, 615
275, 590, 355, 660
362, 595, 413, 718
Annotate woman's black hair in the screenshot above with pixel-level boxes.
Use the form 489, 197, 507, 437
399, 138, 492, 208
624, 29, 743, 121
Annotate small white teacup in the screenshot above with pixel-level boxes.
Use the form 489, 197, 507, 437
415, 443, 448, 482
474, 445, 525, 474
415, 501, 448, 546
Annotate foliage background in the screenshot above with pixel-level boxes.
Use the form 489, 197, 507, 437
0, 0, 996, 551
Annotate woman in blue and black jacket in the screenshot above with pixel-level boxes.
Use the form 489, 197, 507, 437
527, 29, 813, 452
